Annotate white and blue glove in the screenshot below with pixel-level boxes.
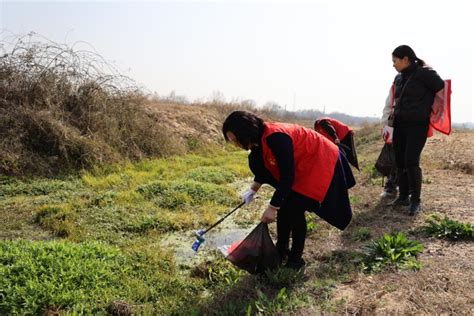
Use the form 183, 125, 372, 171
242, 188, 257, 205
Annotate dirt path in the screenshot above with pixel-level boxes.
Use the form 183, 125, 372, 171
300, 130, 474, 314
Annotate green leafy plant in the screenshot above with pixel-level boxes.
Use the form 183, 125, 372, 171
249, 287, 290, 315
363, 232, 424, 272
206, 257, 244, 287
264, 267, 305, 288
306, 213, 319, 233
307, 220, 316, 233
422, 215, 473, 241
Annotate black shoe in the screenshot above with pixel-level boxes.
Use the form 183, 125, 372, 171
277, 248, 290, 266
408, 202, 421, 216
285, 258, 306, 271
387, 196, 410, 207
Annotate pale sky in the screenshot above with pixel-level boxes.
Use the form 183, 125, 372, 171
1, 0, 473, 123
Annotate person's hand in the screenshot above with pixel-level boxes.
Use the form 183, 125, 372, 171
382, 125, 393, 144
242, 188, 257, 205
261, 205, 278, 223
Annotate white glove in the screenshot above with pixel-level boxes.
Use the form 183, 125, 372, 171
242, 188, 257, 205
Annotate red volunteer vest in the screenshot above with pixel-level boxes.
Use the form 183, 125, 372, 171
389, 79, 451, 137
261, 122, 339, 202
314, 117, 352, 142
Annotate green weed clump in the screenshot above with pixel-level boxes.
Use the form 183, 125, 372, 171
136, 180, 170, 198
353, 227, 372, 241
185, 166, 236, 184
171, 180, 236, 205
422, 215, 473, 241
206, 257, 245, 287
35, 204, 77, 237
125, 213, 177, 234
0, 178, 80, 197
138, 180, 237, 210
363, 232, 424, 272
264, 267, 306, 288
247, 287, 292, 315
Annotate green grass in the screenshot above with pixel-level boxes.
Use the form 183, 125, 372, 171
0, 148, 249, 241
0, 177, 82, 197
2, 141, 423, 315
0, 147, 258, 313
2, 146, 323, 315
0, 239, 208, 315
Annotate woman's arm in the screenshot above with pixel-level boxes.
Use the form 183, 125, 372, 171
266, 133, 295, 208
248, 146, 278, 187
420, 68, 445, 93
381, 86, 393, 125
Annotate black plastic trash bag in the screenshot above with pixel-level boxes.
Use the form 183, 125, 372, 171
223, 222, 279, 274
375, 143, 395, 177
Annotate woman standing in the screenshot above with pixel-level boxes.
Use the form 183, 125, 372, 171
389, 45, 444, 215
222, 111, 355, 270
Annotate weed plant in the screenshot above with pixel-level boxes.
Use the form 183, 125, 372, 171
422, 215, 473, 241
363, 232, 424, 272
353, 227, 372, 241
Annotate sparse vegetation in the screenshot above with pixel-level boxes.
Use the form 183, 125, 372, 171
353, 227, 372, 241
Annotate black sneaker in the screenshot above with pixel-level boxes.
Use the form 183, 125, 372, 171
408, 202, 421, 216
387, 196, 410, 207
277, 248, 289, 266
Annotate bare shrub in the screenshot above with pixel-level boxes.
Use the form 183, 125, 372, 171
0, 32, 183, 176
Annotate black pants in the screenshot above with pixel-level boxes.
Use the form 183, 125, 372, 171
276, 153, 353, 262
385, 144, 398, 191
276, 191, 318, 262
393, 124, 429, 203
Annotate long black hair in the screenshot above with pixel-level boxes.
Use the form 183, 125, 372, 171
222, 111, 265, 149
392, 45, 426, 67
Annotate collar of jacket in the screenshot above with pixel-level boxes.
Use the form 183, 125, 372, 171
401, 62, 419, 77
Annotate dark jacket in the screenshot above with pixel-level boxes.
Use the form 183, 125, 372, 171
393, 63, 444, 126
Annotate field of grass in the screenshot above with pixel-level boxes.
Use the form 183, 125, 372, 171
1, 145, 255, 314
1, 127, 473, 315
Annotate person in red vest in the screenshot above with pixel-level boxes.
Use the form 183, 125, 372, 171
222, 111, 355, 270
314, 117, 359, 170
